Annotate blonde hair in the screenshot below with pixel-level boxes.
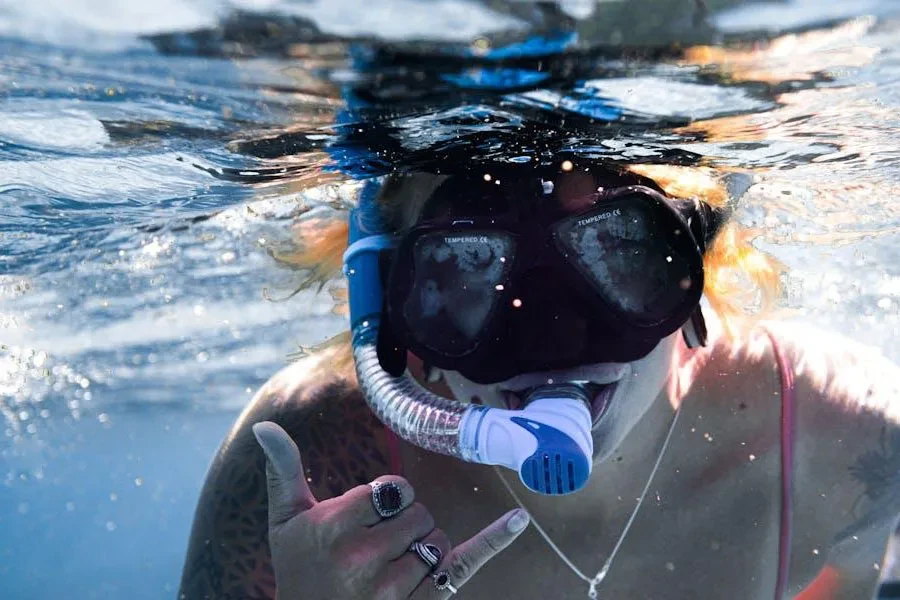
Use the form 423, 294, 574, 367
625, 164, 784, 337
276, 166, 784, 369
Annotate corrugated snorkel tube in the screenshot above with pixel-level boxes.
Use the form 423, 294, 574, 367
343, 179, 593, 496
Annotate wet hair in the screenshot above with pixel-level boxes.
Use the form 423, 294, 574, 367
273, 163, 783, 371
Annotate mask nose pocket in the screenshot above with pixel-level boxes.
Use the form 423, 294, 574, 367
508, 269, 589, 364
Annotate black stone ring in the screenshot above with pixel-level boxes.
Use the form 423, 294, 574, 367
432, 570, 458, 594
369, 481, 404, 518
409, 541, 442, 570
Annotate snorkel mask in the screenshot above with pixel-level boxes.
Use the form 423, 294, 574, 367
383, 176, 718, 384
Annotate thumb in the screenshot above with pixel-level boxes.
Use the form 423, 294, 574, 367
252, 421, 317, 527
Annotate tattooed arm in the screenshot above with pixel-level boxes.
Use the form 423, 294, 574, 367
177, 350, 391, 600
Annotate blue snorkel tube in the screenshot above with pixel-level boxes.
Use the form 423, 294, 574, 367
343, 180, 594, 495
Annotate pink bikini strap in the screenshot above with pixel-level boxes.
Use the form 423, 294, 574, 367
764, 328, 797, 600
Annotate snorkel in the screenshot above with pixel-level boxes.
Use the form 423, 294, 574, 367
343, 179, 593, 495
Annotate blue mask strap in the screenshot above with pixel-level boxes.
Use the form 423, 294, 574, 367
343, 179, 396, 339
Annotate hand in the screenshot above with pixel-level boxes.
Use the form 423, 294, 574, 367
252, 421, 530, 600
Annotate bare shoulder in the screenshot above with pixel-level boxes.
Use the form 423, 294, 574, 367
229, 343, 392, 498
708, 320, 900, 422
732, 321, 900, 495
178, 344, 391, 600
764, 320, 900, 422
698, 322, 900, 591
754, 322, 900, 586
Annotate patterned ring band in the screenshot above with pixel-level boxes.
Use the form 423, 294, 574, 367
432, 570, 458, 595
408, 541, 443, 570
369, 481, 404, 519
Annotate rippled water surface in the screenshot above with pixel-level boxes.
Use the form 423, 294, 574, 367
2, 1, 900, 597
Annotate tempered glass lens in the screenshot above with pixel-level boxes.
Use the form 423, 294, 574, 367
403, 231, 514, 356
554, 202, 695, 322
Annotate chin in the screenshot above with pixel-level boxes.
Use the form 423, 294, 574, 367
588, 334, 679, 462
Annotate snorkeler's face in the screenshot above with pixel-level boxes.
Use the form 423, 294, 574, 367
439, 331, 678, 463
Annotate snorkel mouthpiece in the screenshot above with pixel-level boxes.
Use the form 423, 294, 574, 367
459, 385, 593, 494
344, 180, 593, 495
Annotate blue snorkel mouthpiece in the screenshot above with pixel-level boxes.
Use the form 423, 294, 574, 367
344, 180, 593, 495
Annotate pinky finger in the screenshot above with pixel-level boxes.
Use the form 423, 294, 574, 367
411, 509, 530, 599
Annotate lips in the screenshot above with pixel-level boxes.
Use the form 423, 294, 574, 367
589, 381, 617, 425
500, 378, 620, 428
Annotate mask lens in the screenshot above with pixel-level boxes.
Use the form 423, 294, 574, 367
402, 231, 515, 356
554, 200, 697, 323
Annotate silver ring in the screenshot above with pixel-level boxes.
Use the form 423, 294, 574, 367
432, 570, 458, 594
369, 481, 404, 518
409, 541, 442, 570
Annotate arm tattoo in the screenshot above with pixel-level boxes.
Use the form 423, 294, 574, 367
849, 425, 900, 507
840, 424, 900, 546
178, 379, 390, 599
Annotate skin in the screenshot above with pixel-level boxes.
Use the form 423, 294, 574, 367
178, 313, 900, 599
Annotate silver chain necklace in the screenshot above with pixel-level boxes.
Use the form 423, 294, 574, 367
494, 406, 683, 599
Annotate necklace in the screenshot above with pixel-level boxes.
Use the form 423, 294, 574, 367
494, 406, 683, 599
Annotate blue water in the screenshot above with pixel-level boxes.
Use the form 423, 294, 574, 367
2, 1, 900, 598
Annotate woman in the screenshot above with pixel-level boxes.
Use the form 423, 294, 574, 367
179, 160, 900, 600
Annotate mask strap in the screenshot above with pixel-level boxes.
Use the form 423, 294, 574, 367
377, 248, 407, 376
682, 305, 708, 349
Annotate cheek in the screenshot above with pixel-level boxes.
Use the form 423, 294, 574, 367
591, 334, 679, 456
627, 333, 678, 403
